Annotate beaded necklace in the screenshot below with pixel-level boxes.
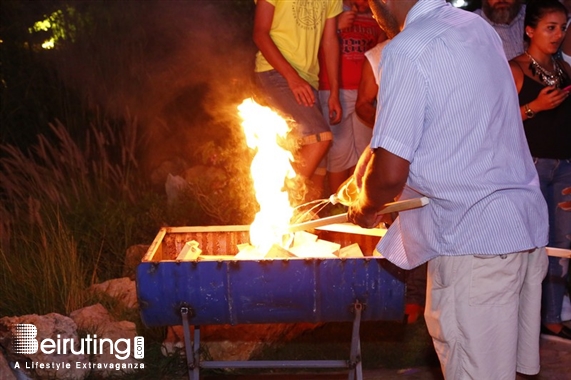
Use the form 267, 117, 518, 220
524, 51, 565, 88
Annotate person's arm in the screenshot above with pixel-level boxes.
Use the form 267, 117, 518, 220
509, 59, 569, 120
321, 16, 342, 124
348, 148, 410, 228
508, 60, 529, 120
355, 59, 378, 128
252, 0, 316, 107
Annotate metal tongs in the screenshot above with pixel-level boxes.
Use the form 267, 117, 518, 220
286, 197, 429, 233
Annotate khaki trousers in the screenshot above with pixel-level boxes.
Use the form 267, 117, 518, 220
425, 248, 548, 380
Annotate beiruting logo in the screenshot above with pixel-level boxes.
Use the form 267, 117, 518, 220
12, 323, 145, 371
14, 324, 38, 354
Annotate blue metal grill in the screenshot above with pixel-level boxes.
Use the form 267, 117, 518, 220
136, 225, 405, 380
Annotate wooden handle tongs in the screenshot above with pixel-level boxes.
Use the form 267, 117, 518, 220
286, 197, 429, 233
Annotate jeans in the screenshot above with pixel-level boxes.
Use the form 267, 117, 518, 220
535, 158, 571, 324
254, 70, 331, 140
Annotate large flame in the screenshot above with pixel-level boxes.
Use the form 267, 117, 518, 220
238, 98, 296, 254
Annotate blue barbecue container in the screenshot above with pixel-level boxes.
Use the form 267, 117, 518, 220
137, 225, 404, 326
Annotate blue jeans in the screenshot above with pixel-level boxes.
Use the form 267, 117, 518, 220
536, 158, 571, 324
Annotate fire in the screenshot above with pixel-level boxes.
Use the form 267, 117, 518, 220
238, 98, 296, 254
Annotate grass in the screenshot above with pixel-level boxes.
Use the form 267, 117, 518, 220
0, 209, 88, 316
0, 116, 218, 316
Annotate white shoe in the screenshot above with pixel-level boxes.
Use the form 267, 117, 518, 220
562, 294, 571, 322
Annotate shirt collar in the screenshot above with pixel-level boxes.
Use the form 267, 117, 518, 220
404, 0, 448, 29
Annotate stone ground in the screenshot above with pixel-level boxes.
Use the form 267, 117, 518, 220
202, 335, 571, 380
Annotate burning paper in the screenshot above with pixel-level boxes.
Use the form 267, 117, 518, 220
238, 98, 296, 254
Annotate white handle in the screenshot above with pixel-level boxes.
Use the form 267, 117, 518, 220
287, 197, 429, 233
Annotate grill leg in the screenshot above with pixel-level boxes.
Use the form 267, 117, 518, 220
193, 326, 201, 379
348, 301, 363, 380
181, 307, 200, 380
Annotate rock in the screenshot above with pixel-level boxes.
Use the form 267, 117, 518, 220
165, 173, 191, 204
89, 320, 140, 376
0, 314, 90, 380
0, 350, 18, 380
88, 277, 138, 309
123, 244, 150, 280
149, 158, 188, 190
69, 304, 112, 331
70, 304, 142, 376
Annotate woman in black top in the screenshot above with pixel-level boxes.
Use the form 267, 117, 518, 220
509, 0, 571, 342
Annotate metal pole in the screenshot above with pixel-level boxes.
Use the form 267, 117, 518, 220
193, 326, 201, 380
181, 307, 199, 380
348, 301, 363, 380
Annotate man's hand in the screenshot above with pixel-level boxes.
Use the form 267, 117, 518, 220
328, 92, 342, 124
348, 201, 384, 229
337, 10, 356, 30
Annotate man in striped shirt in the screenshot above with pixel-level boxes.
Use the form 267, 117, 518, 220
348, 0, 548, 378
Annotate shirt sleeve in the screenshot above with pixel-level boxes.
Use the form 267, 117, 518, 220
370, 48, 426, 163
327, 0, 343, 18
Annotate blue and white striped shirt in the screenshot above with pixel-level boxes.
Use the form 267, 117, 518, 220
371, 0, 548, 269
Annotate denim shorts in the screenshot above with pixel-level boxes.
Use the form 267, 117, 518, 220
255, 70, 332, 145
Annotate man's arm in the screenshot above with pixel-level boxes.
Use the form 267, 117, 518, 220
355, 59, 378, 128
348, 148, 410, 228
252, 0, 316, 106
321, 16, 342, 124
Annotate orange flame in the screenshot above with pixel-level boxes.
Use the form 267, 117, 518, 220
238, 98, 296, 254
